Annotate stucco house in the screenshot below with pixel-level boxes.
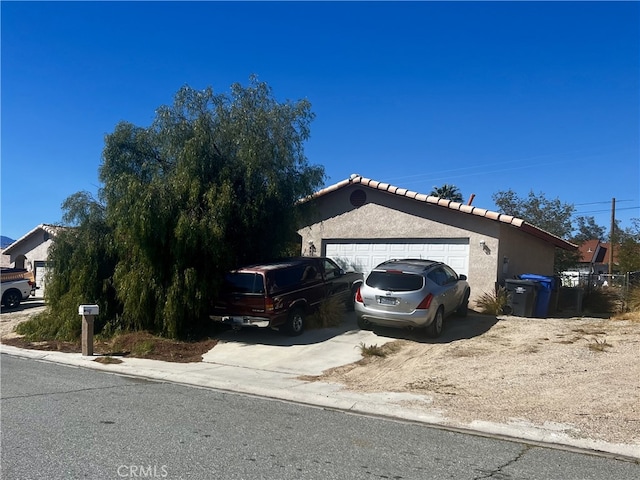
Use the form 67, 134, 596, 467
297, 175, 577, 307
2, 224, 62, 298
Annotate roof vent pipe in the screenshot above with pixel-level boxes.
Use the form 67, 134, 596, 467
467, 194, 476, 206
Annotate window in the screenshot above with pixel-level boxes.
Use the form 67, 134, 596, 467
224, 273, 265, 294
366, 271, 424, 292
427, 268, 448, 286
322, 259, 341, 278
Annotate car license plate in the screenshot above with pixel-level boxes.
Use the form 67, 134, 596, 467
378, 296, 397, 306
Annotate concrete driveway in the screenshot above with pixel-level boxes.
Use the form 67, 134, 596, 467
202, 312, 396, 376
201, 311, 498, 376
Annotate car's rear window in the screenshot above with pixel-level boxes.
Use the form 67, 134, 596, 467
366, 271, 424, 292
224, 273, 265, 294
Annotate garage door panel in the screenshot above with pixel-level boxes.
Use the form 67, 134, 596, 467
324, 239, 469, 277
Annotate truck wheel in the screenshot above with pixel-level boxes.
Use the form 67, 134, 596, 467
425, 307, 444, 338
2, 289, 22, 309
284, 308, 305, 336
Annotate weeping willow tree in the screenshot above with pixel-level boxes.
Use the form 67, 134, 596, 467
29, 77, 325, 339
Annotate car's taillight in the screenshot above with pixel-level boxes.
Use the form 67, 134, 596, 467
28, 281, 35, 287
355, 287, 363, 304
265, 298, 274, 312
416, 293, 433, 310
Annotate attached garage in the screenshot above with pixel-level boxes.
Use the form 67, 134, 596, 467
298, 175, 576, 307
325, 238, 469, 277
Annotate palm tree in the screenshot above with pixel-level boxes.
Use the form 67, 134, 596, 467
430, 184, 463, 202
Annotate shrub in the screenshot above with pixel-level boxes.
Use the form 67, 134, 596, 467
583, 287, 622, 315
358, 342, 386, 357
307, 297, 345, 329
357, 341, 402, 358
15, 310, 81, 341
476, 286, 508, 315
625, 286, 640, 312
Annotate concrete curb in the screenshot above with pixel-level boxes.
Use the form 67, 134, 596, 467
2, 344, 638, 461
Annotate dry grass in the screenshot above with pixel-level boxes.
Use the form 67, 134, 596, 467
586, 337, 613, 352
93, 356, 123, 365
307, 296, 346, 329
358, 341, 402, 358
475, 286, 507, 315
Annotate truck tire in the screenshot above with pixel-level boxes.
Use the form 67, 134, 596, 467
283, 308, 305, 336
2, 289, 22, 309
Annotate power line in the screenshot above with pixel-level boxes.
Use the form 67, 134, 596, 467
576, 206, 639, 215
575, 199, 634, 206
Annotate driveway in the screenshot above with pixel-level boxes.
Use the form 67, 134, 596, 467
202, 312, 396, 376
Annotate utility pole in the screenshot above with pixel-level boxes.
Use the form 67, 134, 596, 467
609, 197, 615, 275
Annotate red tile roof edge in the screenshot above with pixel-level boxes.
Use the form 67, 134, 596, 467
303, 174, 577, 251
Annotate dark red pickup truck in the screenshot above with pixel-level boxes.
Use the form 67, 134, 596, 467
210, 257, 363, 336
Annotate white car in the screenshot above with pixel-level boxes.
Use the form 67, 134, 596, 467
355, 259, 470, 338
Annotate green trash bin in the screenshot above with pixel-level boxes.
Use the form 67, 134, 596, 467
504, 279, 538, 317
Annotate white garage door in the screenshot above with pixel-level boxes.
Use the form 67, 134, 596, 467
325, 239, 469, 277
34, 262, 48, 299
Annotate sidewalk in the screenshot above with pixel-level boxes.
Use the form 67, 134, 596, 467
2, 317, 639, 461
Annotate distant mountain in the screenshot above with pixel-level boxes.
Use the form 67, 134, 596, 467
1, 236, 15, 248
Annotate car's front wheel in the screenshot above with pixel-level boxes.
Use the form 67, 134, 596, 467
283, 308, 305, 336
425, 307, 444, 338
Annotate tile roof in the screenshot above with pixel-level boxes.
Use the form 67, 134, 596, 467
2, 224, 64, 254
303, 174, 577, 251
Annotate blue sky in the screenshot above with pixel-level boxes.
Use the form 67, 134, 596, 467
2, 1, 638, 242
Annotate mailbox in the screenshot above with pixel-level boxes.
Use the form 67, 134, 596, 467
78, 304, 100, 316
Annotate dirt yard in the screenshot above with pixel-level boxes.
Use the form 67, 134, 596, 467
2, 301, 639, 449
312, 314, 640, 448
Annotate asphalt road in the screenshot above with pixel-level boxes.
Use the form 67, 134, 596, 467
2, 354, 638, 480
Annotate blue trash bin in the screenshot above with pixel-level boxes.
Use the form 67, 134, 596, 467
519, 274, 556, 317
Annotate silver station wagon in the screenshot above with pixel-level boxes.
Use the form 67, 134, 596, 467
355, 259, 470, 337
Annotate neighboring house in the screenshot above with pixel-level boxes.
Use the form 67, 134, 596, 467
0, 250, 11, 268
575, 239, 612, 275
297, 174, 577, 307
2, 224, 62, 298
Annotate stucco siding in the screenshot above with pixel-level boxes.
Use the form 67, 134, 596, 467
497, 224, 555, 282
298, 186, 501, 306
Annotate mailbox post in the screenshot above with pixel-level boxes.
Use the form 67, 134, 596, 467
78, 304, 99, 356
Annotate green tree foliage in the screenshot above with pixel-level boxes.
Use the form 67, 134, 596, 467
35, 78, 325, 339
492, 189, 575, 237
17, 192, 119, 340
492, 189, 580, 273
616, 219, 640, 274
430, 184, 463, 203
572, 216, 606, 243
